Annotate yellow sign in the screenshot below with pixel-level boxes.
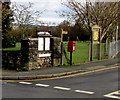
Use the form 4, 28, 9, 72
93, 31, 99, 41
62, 29, 68, 34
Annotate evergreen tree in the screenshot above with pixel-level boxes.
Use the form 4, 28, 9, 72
2, 0, 14, 47
2, 1, 13, 34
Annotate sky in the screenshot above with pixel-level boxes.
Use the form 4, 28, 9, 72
11, 0, 117, 26
11, 0, 70, 26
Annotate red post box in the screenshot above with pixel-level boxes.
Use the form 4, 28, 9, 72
68, 41, 76, 52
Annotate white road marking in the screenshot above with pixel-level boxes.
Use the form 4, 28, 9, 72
19, 82, 32, 85
75, 90, 94, 94
35, 84, 50, 87
104, 90, 120, 99
54, 86, 71, 91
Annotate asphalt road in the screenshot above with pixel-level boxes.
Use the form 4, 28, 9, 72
2, 66, 119, 99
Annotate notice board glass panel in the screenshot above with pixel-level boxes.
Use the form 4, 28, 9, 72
38, 37, 44, 51
45, 38, 50, 50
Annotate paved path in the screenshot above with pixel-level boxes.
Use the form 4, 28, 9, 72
1, 58, 120, 80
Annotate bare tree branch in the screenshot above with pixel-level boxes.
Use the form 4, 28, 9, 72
61, 0, 118, 42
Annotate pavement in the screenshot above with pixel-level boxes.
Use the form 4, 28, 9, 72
0, 58, 120, 80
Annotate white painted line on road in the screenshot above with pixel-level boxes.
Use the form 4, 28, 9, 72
35, 84, 50, 87
104, 90, 120, 99
75, 90, 95, 94
54, 86, 71, 91
19, 82, 32, 85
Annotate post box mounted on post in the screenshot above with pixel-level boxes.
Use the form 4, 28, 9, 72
68, 41, 76, 52
68, 41, 76, 65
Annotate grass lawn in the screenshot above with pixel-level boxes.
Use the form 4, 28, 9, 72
63, 41, 89, 65
63, 41, 107, 65
2, 42, 21, 51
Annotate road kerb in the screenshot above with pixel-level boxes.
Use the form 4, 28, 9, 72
1, 66, 119, 80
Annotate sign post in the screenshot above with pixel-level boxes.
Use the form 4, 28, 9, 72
61, 29, 68, 65
92, 25, 101, 60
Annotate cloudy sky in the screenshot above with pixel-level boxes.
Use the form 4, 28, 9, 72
11, 0, 118, 26
11, 0, 71, 26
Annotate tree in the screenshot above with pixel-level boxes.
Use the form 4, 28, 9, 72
2, 1, 13, 34
49, 20, 71, 38
61, 0, 119, 42
12, 2, 44, 40
9, 25, 39, 41
0, 2, 2, 36
73, 20, 90, 41
1, 0, 15, 48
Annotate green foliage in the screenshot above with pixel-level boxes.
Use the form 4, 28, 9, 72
2, 1, 14, 48
2, 2, 13, 34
